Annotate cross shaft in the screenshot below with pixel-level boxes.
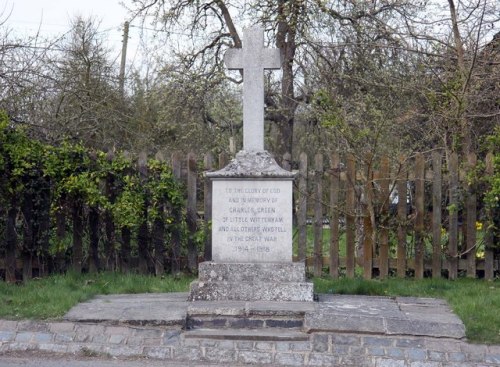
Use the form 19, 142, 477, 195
224, 27, 281, 151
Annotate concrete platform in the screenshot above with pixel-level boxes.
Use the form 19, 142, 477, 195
64, 292, 466, 340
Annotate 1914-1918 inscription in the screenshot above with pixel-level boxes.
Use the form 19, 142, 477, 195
211, 179, 293, 263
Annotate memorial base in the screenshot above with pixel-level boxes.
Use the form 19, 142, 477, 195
188, 262, 314, 302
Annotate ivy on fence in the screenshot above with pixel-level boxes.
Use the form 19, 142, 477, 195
0, 112, 187, 282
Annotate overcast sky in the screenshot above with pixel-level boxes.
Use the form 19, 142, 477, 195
1, 0, 143, 63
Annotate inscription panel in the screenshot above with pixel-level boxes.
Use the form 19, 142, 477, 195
212, 179, 293, 263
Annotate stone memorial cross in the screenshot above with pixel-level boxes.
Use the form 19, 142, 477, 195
224, 27, 281, 152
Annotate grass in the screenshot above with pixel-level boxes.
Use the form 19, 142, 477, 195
0, 271, 498, 345
0, 272, 193, 320
293, 226, 347, 257
314, 276, 500, 345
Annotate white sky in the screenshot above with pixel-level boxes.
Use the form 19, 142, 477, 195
1, 0, 143, 65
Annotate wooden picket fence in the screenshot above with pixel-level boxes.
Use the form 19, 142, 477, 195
197, 150, 498, 280
1, 150, 498, 281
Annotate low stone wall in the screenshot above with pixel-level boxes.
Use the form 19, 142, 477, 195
0, 320, 499, 366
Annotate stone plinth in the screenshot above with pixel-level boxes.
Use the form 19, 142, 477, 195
188, 150, 313, 302
207, 150, 295, 264
188, 262, 313, 302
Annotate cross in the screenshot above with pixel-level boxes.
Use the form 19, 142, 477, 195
224, 27, 281, 152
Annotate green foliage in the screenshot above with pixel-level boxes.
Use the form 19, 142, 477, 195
484, 128, 500, 211
0, 109, 188, 246
0, 272, 193, 319
112, 174, 145, 229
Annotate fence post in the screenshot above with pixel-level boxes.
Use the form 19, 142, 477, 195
282, 152, 292, 171
54, 198, 67, 273
171, 152, 182, 274
432, 151, 442, 278
379, 156, 390, 279
346, 153, 356, 278
88, 152, 100, 273
104, 150, 117, 271
88, 205, 100, 273
363, 154, 374, 280
297, 152, 308, 262
484, 152, 495, 280
414, 153, 425, 279
448, 152, 459, 279
313, 153, 324, 277
137, 152, 150, 274
465, 152, 477, 278
219, 152, 228, 169
119, 151, 132, 273
204, 153, 214, 261
72, 199, 84, 274
187, 152, 198, 273
152, 151, 167, 276
5, 198, 18, 283
397, 156, 407, 277
329, 152, 340, 279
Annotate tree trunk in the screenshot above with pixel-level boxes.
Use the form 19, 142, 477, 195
273, 0, 300, 158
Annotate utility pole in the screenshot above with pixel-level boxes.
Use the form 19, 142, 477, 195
119, 21, 130, 98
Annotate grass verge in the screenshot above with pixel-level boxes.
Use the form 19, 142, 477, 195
314, 277, 500, 345
0, 272, 193, 320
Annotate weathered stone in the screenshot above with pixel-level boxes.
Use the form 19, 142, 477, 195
184, 328, 308, 342
237, 350, 273, 364
204, 347, 236, 363
407, 348, 428, 361
207, 150, 293, 178
312, 334, 329, 352
143, 346, 171, 359
32, 332, 54, 343
275, 352, 305, 366
38, 343, 68, 353
210, 179, 294, 263
0, 331, 15, 342
386, 318, 465, 339
14, 332, 33, 342
223, 27, 281, 152
197, 262, 307, 283
189, 278, 313, 302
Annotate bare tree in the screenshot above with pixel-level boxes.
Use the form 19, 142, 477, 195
126, 0, 418, 158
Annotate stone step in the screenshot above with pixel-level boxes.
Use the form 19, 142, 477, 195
189, 280, 314, 302
184, 328, 310, 341
186, 299, 315, 331
188, 300, 315, 316
197, 262, 308, 283
186, 315, 304, 330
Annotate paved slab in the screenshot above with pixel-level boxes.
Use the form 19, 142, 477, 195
64, 293, 188, 326
63, 292, 466, 340
305, 294, 466, 339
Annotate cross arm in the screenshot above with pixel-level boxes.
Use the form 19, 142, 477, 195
224, 48, 243, 70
